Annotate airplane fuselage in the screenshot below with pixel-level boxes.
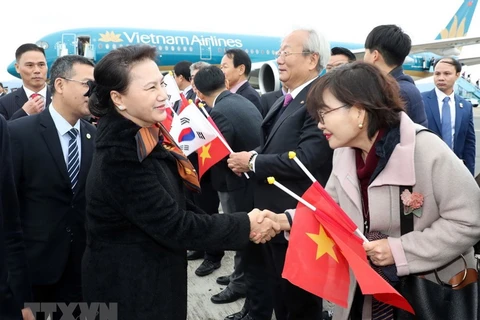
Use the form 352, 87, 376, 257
5, 28, 442, 86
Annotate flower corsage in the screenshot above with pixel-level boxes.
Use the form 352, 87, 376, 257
400, 189, 424, 218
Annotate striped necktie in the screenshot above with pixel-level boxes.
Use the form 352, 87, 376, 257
441, 96, 453, 149
135, 125, 201, 193
67, 128, 80, 190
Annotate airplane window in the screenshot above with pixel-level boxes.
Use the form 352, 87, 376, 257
170, 46, 175, 51
261, 50, 264, 54
159, 46, 163, 50
113, 44, 117, 49
183, 46, 187, 52
165, 46, 169, 51
189, 47, 193, 52
177, 46, 181, 51
245, 49, 249, 53
256, 49, 259, 54
105, 44, 110, 50
266, 50, 270, 54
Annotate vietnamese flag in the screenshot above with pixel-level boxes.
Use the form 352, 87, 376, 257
283, 185, 351, 307
177, 93, 190, 114
283, 184, 414, 314
197, 113, 231, 180
161, 107, 174, 132
198, 137, 230, 180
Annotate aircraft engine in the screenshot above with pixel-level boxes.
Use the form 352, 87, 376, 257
258, 61, 281, 93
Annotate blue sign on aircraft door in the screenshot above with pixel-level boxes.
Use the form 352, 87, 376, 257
61, 33, 77, 56
199, 44, 212, 60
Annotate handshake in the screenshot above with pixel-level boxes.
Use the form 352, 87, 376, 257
247, 209, 284, 244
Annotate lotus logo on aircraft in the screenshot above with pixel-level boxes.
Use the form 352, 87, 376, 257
439, 15, 466, 39
99, 31, 123, 43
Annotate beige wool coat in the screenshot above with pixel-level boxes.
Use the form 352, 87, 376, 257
323, 113, 480, 320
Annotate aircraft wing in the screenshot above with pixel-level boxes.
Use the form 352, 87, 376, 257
350, 35, 480, 60
458, 56, 480, 66
409, 36, 480, 54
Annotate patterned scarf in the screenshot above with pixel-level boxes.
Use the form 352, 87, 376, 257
135, 124, 201, 193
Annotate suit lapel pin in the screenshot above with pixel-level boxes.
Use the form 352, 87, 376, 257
300, 100, 304, 104
86, 133, 91, 139
460, 103, 463, 108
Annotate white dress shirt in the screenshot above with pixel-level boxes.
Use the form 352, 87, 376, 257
49, 104, 82, 167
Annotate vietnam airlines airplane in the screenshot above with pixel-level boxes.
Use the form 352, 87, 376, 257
6, 0, 480, 93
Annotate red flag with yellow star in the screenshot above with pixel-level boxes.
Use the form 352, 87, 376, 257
283, 185, 351, 307
197, 117, 230, 180
283, 184, 414, 314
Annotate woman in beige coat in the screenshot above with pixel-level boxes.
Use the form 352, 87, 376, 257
267, 62, 480, 319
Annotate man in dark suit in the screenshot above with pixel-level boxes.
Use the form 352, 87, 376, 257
173, 60, 196, 112
221, 49, 262, 116
0, 115, 34, 320
422, 57, 476, 175
259, 85, 286, 118
227, 28, 333, 320
363, 25, 428, 127
8, 55, 96, 320
0, 44, 51, 121
195, 66, 263, 306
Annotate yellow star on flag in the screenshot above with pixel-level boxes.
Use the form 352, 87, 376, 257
199, 143, 212, 165
306, 225, 338, 262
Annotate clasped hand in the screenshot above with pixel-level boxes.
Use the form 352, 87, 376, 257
247, 209, 281, 244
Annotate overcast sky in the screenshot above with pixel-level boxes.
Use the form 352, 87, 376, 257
2, 0, 479, 83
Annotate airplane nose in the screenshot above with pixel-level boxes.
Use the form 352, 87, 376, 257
7, 61, 20, 78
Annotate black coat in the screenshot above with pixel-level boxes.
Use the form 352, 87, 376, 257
210, 90, 262, 192
0, 87, 52, 121
82, 110, 250, 320
254, 80, 333, 244
0, 115, 29, 320
236, 81, 263, 116
260, 89, 284, 118
8, 110, 96, 286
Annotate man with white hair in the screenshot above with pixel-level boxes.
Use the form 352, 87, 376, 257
227, 28, 333, 320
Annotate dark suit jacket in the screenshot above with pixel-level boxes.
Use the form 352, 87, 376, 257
260, 89, 283, 118
82, 110, 250, 319
173, 88, 195, 113
422, 89, 476, 175
0, 115, 29, 320
236, 81, 263, 116
210, 91, 263, 193
0, 87, 52, 121
255, 80, 333, 243
8, 110, 96, 286
390, 66, 428, 127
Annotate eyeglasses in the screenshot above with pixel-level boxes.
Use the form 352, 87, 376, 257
275, 50, 312, 58
318, 104, 349, 124
61, 77, 89, 88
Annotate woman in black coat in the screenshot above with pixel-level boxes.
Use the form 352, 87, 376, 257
81, 45, 278, 320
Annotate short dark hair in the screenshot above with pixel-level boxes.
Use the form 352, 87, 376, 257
364, 25, 411, 67
89, 45, 157, 117
224, 49, 252, 76
193, 66, 226, 96
50, 55, 95, 95
331, 47, 356, 62
433, 57, 462, 73
307, 61, 404, 139
0, 82, 3, 89
15, 43, 46, 61
174, 60, 192, 80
